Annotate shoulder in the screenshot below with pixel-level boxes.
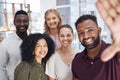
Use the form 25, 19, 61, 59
74, 52, 82, 59
73, 50, 84, 63
73, 49, 81, 55
1, 33, 19, 45
49, 51, 58, 60
15, 61, 29, 73
47, 51, 58, 63
14, 61, 30, 80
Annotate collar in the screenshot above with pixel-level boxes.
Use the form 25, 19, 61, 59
13, 32, 22, 40
81, 40, 110, 60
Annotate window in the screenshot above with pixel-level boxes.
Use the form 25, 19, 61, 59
56, 0, 112, 50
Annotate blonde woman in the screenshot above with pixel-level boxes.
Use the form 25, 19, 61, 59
44, 9, 62, 50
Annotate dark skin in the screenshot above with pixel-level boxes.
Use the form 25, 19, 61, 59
87, 40, 101, 59
73, 1, 120, 80
14, 14, 29, 40
76, 19, 101, 59
96, 0, 120, 62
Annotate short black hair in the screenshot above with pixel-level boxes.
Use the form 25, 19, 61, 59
75, 14, 98, 29
14, 10, 28, 24
21, 33, 55, 64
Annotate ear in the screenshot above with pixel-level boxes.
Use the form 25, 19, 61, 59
98, 27, 102, 34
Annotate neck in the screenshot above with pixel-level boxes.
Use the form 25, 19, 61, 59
58, 46, 73, 54
35, 57, 42, 64
49, 28, 58, 35
87, 40, 102, 59
16, 31, 27, 40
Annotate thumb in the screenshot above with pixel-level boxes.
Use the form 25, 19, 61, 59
101, 44, 119, 62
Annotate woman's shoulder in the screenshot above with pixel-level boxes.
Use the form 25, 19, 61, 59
46, 51, 59, 64
18, 61, 29, 66
14, 61, 30, 80
15, 61, 30, 72
73, 49, 81, 55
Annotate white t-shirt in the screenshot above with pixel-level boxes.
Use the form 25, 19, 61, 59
46, 50, 80, 80
0, 32, 22, 80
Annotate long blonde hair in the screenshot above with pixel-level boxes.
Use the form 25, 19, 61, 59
43, 9, 62, 34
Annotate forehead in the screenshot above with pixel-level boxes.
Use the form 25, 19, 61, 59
15, 14, 29, 19
59, 27, 73, 34
77, 19, 97, 30
37, 39, 46, 44
46, 12, 57, 18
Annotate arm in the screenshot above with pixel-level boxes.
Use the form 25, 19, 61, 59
0, 43, 9, 80
48, 76, 55, 80
96, 0, 120, 62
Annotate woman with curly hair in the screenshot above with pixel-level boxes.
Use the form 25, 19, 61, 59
14, 33, 55, 80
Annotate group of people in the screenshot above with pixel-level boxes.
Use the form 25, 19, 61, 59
0, 0, 120, 80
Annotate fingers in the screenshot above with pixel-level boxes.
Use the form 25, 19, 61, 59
96, 0, 120, 31
108, 0, 120, 15
96, 0, 113, 28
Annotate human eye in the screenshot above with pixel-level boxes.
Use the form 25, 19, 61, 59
67, 34, 71, 37
36, 44, 41, 47
46, 18, 50, 21
23, 20, 29, 23
88, 28, 94, 33
53, 17, 56, 20
44, 44, 48, 47
16, 20, 21, 23
60, 34, 65, 37
78, 31, 84, 35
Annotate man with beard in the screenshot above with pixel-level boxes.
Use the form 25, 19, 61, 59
72, 14, 120, 80
0, 10, 29, 80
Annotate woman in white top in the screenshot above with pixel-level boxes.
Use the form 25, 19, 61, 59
46, 24, 80, 80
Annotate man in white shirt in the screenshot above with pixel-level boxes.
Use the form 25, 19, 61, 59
0, 10, 29, 80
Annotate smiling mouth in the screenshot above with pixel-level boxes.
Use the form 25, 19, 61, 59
83, 38, 93, 44
39, 51, 46, 54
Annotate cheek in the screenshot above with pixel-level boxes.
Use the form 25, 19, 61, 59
34, 48, 39, 53
59, 37, 62, 42
46, 20, 50, 25
45, 47, 48, 53
55, 18, 60, 23
78, 35, 83, 42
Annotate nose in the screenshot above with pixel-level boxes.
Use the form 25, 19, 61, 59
84, 32, 89, 39
40, 46, 44, 50
20, 21, 24, 26
63, 36, 68, 40
50, 19, 54, 23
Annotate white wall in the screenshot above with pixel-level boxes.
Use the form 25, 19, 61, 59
39, 0, 56, 33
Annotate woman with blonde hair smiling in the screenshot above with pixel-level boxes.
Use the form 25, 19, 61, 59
44, 9, 62, 50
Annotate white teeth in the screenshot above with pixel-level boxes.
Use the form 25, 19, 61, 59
64, 41, 68, 43
39, 51, 46, 54
63, 41, 69, 44
85, 38, 92, 44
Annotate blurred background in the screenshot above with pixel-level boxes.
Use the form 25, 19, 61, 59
0, 0, 112, 51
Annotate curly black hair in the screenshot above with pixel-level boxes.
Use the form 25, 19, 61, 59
20, 33, 55, 64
